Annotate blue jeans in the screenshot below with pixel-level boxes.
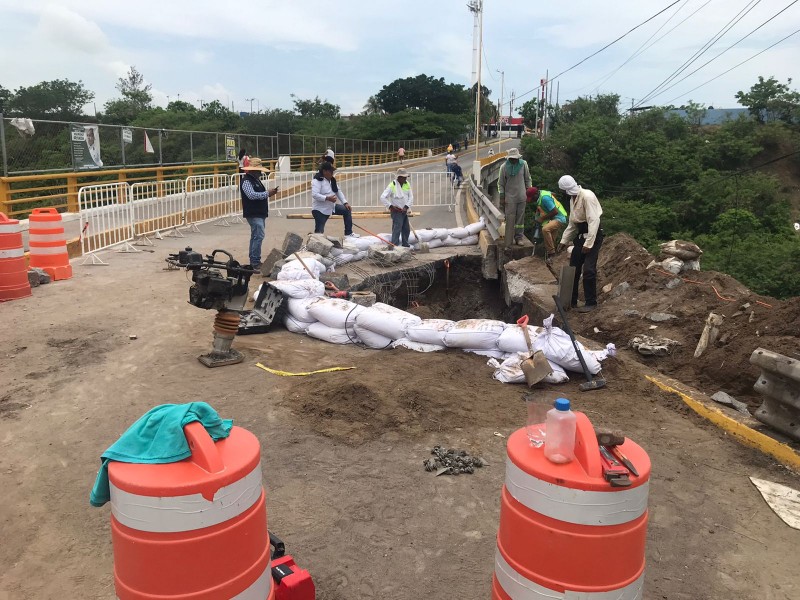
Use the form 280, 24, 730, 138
246, 217, 265, 266
311, 204, 353, 236
391, 211, 410, 247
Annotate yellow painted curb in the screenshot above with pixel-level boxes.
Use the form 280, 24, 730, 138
646, 375, 800, 471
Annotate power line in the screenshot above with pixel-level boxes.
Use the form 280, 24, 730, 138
663, 28, 800, 104
635, 0, 764, 108
502, 1, 683, 110
580, 0, 694, 95
638, 0, 800, 105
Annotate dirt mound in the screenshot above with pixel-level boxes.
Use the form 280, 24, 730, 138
554, 233, 799, 408
290, 352, 524, 446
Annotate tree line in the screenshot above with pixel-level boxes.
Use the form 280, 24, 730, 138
519, 77, 800, 299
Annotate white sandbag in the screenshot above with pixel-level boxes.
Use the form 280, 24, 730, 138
354, 250, 368, 261
354, 302, 422, 340
456, 234, 479, 246
392, 338, 446, 352
415, 229, 439, 243
282, 257, 327, 274
591, 343, 617, 363
340, 243, 360, 254
334, 253, 354, 265
406, 319, 455, 346
647, 257, 683, 275
497, 325, 545, 353
447, 226, 471, 239
286, 297, 323, 323
306, 322, 358, 345
354, 324, 393, 349
307, 297, 364, 329
681, 259, 700, 272
268, 279, 326, 299
488, 353, 569, 384
442, 235, 460, 246
660, 240, 702, 261
443, 319, 507, 349
463, 348, 508, 359
465, 218, 486, 235
532, 314, 602, 374
425, 238, 444, 249
349, 236, 386, 251
329, 247, 344, 257
277, 268, 316, 281
431, 228, 449, 240
284, 315, 314, 334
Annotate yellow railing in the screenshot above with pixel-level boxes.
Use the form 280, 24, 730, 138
0, 162, 245, 218
478, 152, 507, 168
286, 147, 444, 172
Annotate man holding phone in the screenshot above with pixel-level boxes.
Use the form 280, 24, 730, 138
240, 158, 279, 269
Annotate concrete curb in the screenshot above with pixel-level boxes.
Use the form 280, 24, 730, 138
646, 374, 800, 471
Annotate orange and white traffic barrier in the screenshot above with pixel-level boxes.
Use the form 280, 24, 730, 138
27, 207, 73, 280
108, 422, 274, 599
492, 412, 650, 599
0, 212, 32, 302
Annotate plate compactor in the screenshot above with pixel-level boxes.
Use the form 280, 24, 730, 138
167, 247, 285, 367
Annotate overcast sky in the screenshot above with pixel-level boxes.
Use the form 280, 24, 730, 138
1, 0, 797, 116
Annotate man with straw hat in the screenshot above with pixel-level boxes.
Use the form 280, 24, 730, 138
380, 168, 414, 247
239, 158, 278, 269
498, 147, 532, 247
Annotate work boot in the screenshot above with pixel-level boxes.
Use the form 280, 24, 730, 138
576, 304, 597, 313
514, 234, 525, 246
545, 252, 554, 265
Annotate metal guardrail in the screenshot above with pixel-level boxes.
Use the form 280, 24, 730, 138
467, 176, 502, 240
750, 348, 800, 442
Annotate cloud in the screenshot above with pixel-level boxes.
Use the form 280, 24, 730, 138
35, 3, 110, 54
191, 50, 212, 65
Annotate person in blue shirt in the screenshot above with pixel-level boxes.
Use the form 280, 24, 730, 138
527, 187, 568, 261
240, 158, 279, 269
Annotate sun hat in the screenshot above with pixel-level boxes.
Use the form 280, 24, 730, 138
507, 148, 521, 159
242, 157, 269, 172
396, 168, 409, 178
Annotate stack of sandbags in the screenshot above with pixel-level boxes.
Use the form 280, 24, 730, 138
648, 239, 703, 273
354, 302, 423, 348
253, 280, 325, 302
410, 222, 483, 251
277, 256, 328, 280
487, 353, 569, 384
443, 319, 508, 353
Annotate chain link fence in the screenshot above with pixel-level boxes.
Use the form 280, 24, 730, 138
1, 117, 447, 176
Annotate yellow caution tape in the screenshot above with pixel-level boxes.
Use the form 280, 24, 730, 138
255, 363, 355, 377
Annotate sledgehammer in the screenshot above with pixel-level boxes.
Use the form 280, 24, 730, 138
553, 294, 607, 391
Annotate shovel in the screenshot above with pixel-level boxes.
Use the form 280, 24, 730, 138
516, 315, 552, 387
409, 221, 429, 253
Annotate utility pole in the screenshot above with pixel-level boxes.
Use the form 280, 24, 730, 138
468, 0, 484, 161
497, 69, 504, 136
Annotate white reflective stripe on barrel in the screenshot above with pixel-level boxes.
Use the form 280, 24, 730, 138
231, 560, 272, 600
110, 464, 262, 532
505, 457, 648, 526
29, 233, 66, 243
495, 550, 644, 599
29, 221, 63, 230
28, 246, 68, 255
0, 248, 24, 258
0, 224, 20, 233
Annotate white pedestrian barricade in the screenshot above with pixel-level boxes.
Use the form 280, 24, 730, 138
129, 179, 186, 244
78, 182, 137, 264
266, 171, 455, 213
184, 174, 232, 231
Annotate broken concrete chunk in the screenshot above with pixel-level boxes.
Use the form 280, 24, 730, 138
711, 391, 750, 416
623, 310, 641, 318
659, 240, 703, 261
694, 312, 724, 358
609, 282, 630, 299
260, 248, 285, 277
30, 267, 51, 284
27, 270, 41, 288
630, 334, 680, 356
749, 311, 755, 323
281, 232, 303, 256
681, 260, 701, 272
320, 273, 350, 291
350, 291, 377, 307
647, 312, 677, 322
666, 278, 683, 289
602, 283, 613, 294
306, 233, 334, 256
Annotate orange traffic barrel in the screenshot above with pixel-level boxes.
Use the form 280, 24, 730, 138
28, 207, 72, 280
0, 212, 32, 302
108, 422, 275, 599
492, 411, 651, 599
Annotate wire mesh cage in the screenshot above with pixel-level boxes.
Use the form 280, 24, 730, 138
346, 260, 435, 308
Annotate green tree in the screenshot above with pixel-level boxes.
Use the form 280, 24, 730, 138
103, 67, 152, 124
166, 100, 197, 113
291, 95, 340, 119
735, 76, 800, 124
0, 85, 11, 112
376, 75, 471, 114
7, 79, 94, 119
682, 100, 708, 127
362, 95, 382, 116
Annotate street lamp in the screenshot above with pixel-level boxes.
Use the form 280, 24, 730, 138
496, 70, 504, 136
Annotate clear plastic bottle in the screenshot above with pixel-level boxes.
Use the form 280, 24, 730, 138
544, 398, 576, 464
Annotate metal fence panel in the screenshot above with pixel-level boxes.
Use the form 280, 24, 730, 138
185, 174, 233, 226
78, 182, 134, 255
129, 179, 186, 239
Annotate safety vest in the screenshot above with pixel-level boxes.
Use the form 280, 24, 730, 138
538, 190, 567, 223
389, 181, 411, 195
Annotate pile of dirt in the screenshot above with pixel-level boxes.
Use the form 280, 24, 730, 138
288, 351, 525, 446
554, 233, 799, 408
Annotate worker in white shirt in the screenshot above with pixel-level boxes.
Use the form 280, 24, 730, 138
557, 174, 604, 312
311, 162, 358, 238
380, 168, 414, 247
